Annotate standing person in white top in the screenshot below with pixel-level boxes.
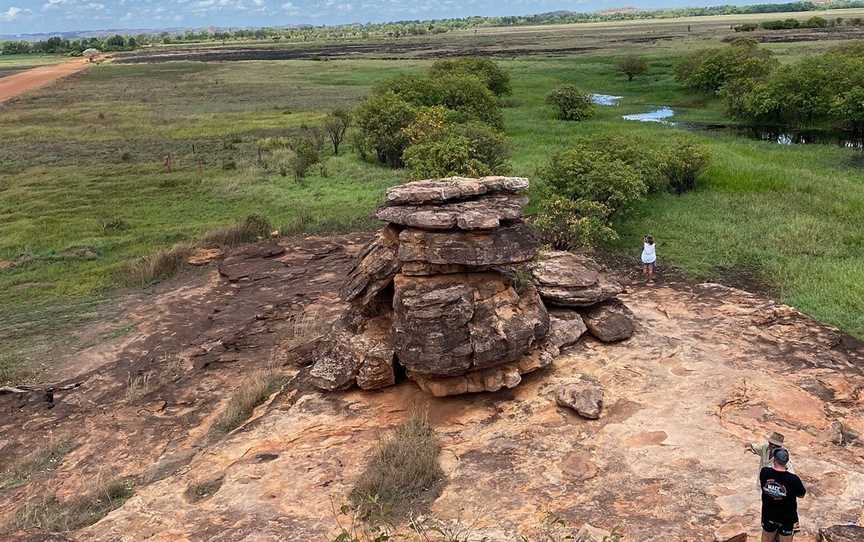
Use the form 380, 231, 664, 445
641, 235, 657, 280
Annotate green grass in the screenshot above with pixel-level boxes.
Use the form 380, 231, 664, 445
1, 38, 862, 383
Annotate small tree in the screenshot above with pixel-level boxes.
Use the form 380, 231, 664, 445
323, 109, 351, 155
533, 196, 619, 250
546, 85, 595, 121
618, 55, 648, 82
660, 140, 711, 194
354, 91, 416, 168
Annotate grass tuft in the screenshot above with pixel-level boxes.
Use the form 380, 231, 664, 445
119, 243, 195, 288
0, 440, 75, 490
349, 410, 444, 522
12, 477, 134, 532
210, 370, 283, 435
184, 476, 224, 503
200, 214, 272, 248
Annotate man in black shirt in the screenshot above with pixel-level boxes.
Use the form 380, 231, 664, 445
760, 448, 806, 541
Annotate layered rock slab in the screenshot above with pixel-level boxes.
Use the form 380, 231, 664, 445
530, 251, 623, 307
581, 299, 636, 343
384, 175, 528, 205
340, 225, 400, 305
398, 223, 539, 267
376, 194, 528, 230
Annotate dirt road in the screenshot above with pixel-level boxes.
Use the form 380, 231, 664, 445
0, 58, 90, 104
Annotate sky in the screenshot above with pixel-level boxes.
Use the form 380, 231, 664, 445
0, 0, 784, 34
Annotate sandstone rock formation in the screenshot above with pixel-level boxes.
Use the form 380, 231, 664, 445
310, 176, 635, 396
556, 374, 604, 419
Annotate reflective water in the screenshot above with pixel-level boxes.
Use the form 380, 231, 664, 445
622, 107, 675, 123
591, 94, 622, 106
619, 104, 864, 149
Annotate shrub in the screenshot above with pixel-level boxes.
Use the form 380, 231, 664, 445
660, 140, 712, 194
546, 85, 594, 121
429, 57, 512, 96
539, 146, 647, 213
676, 41, 777, 94
354, 91, 416, 168
383, 73, 503, 129
349, 410, 443, 521
210, 370, 283, 435
585, 135, 667, 193
618, 54, 648, 81
324, 109, 351, 155
402, 105, 451, 145
533, 197, 619, 250
404, 122, 511, 179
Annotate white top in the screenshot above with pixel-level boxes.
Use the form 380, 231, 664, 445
641, 242, 656, 264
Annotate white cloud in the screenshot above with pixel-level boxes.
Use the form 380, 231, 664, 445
1, 6, 31, 21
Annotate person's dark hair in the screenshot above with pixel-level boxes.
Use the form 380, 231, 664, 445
645, 235, 655, 245
773, 447, 790, 466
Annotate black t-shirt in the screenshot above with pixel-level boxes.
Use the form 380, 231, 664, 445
760, 467, 806, 524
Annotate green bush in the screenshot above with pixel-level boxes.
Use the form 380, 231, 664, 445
660, 140, 712, 194
539, 145, 647, 213
429, 57, 512, 96
404, 122, 511, 179
546, 85, 594, 121
354, 91, 416, 168
382, 73, 503, 129
676, 41, 777, 94
533, 197, 619, 250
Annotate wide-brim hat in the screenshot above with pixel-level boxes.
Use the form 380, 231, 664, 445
768, 432, 785, 446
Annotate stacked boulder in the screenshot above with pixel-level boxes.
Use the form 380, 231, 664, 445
307, 176, 635, 397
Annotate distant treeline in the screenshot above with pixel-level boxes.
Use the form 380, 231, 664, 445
2, 0, 864, 55
1, 35, 138, 56
735, 14, 864, 30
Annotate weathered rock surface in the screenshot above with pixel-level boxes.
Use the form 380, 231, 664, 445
393, 272, 549, 376
574, 524, 614, 542
384, 175, 529, 205
340, 225, 401, 305
309, 316, 395, 391
556, 374, 604, 419
217, 241, 285, 282
531, 251, 623, 307
411, 310, 586, 397
581, 299, 636, 343
376, 194, 528, 230
819, 526, 864, 542
398, 224, 539, 266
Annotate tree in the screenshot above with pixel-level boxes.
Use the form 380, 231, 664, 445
533, 197, 619, 250
354, 91, 416, 167
546, 85, 595, 121
403, 122, 511, 179
324, 109, 351, 155
676, 41, 777, 94
618, 55, 648, 82
660, 139, 711, 194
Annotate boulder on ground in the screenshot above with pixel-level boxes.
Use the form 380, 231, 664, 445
308, 334, 359, 391
384, 176, 528, 206
398, 224, 539, 267
819, 525, 864, 542
530, 251, 622, 307
556, 375, 604, 419
376, 194, 528, 230
393, 272, 549, 377
340, 225, 401, 305
547, 308, 588, 350
581, 299, 635, 343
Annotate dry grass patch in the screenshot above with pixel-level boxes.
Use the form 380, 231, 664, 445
210, 370, 284, 435
349, 410, 444, 522
119, 243, 194, 287
12, 477, 134, 532
200, 214, 272, 248
184, 475, 225, 503
0, 440, 74, 490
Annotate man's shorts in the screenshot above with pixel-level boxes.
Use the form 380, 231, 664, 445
763, 519, 795, 536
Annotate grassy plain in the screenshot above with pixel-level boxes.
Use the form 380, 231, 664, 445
0, 54, 69, 77
1, 14, 863, 382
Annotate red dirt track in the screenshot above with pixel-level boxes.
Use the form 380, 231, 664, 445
0, 58, 90, 104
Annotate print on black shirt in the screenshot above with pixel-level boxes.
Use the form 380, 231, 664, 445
760, 467, 806, 524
